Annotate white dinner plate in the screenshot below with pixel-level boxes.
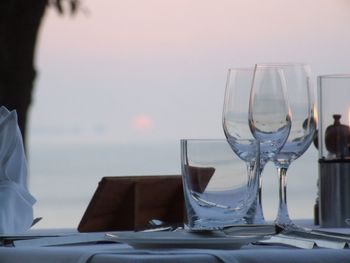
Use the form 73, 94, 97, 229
106, 230, 265, 249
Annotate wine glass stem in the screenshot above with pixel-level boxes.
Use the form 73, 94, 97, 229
258, 173, 263, 208
245, 164, 265, 224
247, 164, 265, 224
255, 166, 265, 223
276, 166, 292, 225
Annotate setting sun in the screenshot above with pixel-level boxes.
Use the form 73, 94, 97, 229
131, 114, 154, 131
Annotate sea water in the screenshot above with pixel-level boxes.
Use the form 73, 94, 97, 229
28, 141, 318, 228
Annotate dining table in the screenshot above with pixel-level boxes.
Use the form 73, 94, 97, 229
1, 221, 350, 263
2, 242, 350, 263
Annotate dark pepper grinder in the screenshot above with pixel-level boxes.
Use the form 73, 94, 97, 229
324, 114, 350, 159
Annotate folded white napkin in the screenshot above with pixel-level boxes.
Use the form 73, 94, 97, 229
0, 107, 36, 234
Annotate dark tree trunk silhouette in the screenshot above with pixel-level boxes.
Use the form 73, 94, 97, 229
0, 0, 47, 148
0, 0, 79, 149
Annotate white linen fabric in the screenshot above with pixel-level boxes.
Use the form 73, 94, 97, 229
0, 107, 36, 234
1, 243, 350, 263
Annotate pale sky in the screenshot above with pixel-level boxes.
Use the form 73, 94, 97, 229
29, 0, 350, 146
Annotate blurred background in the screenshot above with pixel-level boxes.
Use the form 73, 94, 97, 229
27, 0, 350, 227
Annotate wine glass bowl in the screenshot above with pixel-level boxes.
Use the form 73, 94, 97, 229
249, 65, 292, 160
223, 68, 256, 141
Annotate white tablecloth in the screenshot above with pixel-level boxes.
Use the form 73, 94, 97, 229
1, 242, 350, 263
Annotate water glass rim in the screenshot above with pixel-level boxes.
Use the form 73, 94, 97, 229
180, 138, 257, 142
318, 74, 350, 79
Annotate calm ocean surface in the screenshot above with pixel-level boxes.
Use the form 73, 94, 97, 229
28, 141, 319, 228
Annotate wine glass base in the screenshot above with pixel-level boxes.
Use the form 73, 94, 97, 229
275, 217, 307, 232
252, 203, 266, 225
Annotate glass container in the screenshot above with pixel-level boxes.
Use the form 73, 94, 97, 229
318, 75, 350, 227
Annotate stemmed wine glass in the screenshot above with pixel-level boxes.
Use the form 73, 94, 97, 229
249, 64, 292, 223
222, 68, 260, 223
223, 67, 291, 223
263, 63, 316, 229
